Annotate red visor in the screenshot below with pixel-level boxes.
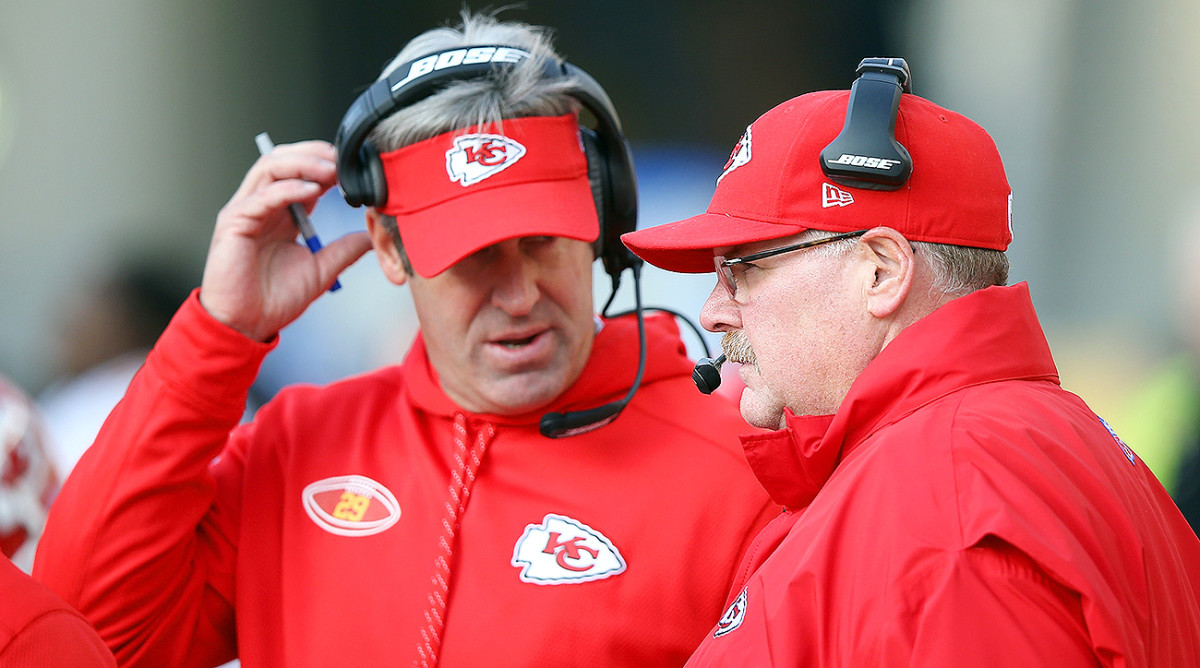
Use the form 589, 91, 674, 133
379, 113, 599, 277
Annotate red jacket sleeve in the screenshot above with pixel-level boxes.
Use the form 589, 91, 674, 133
0, 555, 117, 667
0, 611, 118, 667
900, 536, 1099, 667
33, 291, 272, 667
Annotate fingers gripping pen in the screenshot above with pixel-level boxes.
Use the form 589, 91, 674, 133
254, 132, 342, 292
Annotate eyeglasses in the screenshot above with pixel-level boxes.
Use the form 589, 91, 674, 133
713, 230, 868, 300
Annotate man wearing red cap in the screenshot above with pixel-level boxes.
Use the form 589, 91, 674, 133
33, 12, 774, 668
623, 62, 1200, 666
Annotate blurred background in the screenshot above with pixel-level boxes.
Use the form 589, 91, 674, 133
2, 0, 1200, 480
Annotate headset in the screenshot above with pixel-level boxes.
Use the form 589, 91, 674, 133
819, 57, 913, 191
333, 45, 647, 438
693, 57, 916, 395
334, 45, 639, 280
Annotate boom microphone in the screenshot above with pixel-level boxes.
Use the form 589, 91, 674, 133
692, 354, 726, 395
540, 262, 647, 438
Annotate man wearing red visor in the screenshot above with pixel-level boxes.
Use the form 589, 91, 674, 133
622, 60, 1200, 666
34, 11, 774, 668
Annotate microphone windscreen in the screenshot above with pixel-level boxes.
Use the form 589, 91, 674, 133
692, 356, 724, 395
540, 402, 623, 439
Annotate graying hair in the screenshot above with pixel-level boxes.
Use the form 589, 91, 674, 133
799, 229, 1008, 296
913, 241, 1009, 296
368, 10, 581, 152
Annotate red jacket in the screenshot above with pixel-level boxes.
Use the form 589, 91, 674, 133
687, 284, 1200, 667
0, 556, 116, 666
35, 292, 776, 667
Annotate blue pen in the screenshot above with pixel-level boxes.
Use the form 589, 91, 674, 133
254, 132, 342, 292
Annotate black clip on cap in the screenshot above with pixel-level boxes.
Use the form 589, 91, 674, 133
819, 57, 914, 191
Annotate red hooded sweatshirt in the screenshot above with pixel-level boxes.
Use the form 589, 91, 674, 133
35, 292, 776, 667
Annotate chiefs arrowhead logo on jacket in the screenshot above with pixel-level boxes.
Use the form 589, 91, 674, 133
714, 587, 748, 637
511, 513, 626, 584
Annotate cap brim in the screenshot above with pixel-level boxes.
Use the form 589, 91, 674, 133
621, 213, 807, 273
399, 176, 599, 277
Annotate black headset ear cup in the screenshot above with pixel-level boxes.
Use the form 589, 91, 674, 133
579, 127, 609, 257
360, 141, 387, 208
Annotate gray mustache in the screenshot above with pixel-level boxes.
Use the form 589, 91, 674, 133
721, 331, 756, 366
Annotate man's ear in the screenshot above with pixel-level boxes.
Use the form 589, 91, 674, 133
366, 209, 410, 286
858, 227, 914, 319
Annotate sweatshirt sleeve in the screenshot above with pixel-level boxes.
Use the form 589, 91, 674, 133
0, 610, 118, 667
32, 290, 274, 667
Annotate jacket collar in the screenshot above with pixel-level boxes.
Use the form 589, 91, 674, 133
742, 283, 1060, 509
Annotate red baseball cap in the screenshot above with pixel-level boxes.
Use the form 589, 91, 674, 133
379, 113, 598, 277
621, 90, 1012, 273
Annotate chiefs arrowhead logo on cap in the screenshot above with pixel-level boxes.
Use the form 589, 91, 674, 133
446, 133, 527, 186
302, 474, 401, 537
717, 125, 752, 184
511, 513, 626, 584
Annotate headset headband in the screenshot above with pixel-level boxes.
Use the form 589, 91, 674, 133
819, 57, 914, 191
333, 44, 638, 278
335, 46, 547, 206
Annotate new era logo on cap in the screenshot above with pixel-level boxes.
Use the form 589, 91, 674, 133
822, 183, 854, 208
446, 133, 527, 186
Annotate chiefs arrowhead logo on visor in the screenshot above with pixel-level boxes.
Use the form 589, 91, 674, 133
302, 474, 401, 537
717, 125, 752, 184
446, 133, 527, 186
511, 513, 626, 585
